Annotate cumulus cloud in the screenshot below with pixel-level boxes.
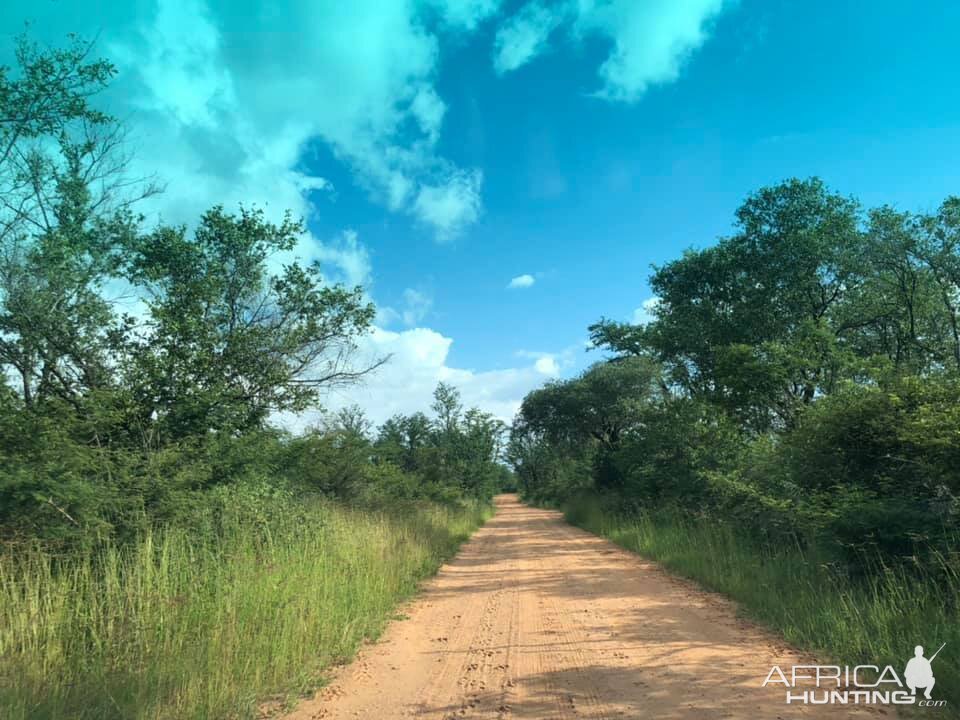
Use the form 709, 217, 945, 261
2, 0, 493, 243
412, 169, 484, 240
493, 1, 563, 74
282, 326, 562, 427
314, 230, 372, 288
507, 274, 536, 289
493, 0, 728, 102
631, 296, 661, 324
515, 346, 579, 378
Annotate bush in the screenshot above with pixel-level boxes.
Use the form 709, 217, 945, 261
778, 377, 960, 567
611, 398, 744, 509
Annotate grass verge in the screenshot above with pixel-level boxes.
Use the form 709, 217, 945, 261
564, 495, 960, 715
0, 498, 490, 719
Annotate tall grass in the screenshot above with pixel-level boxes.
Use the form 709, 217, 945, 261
565, 496, 960, 713
0, 499, 490, 720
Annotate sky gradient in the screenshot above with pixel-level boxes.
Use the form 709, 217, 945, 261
4, 0, 959, 424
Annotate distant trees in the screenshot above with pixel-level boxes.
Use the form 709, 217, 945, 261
280, 384, 509, 505
373, 383, 508, 500
510, 357, 664, 496
518, 357, 662, 450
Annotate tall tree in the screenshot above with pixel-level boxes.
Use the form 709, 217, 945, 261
0, 34, 153, 411
915, 198, 960, 371
126, 206, 380, 439
431, 382, 462, 436
517, 357, 663, 450
593, 178, 866, 430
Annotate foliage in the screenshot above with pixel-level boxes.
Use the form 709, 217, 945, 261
125, 206, 377, 439
374, 384, 509, 501
519, 176, 960, 581
0, 35, 514, 552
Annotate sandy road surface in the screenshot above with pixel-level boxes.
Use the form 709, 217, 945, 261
283, 495, 885, 719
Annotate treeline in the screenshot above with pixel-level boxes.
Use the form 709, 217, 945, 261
0, 36, 506, 549
510, 177, 960, 574
288, 385, 512, 506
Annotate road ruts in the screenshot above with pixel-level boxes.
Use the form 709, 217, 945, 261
280, 495, 888, 720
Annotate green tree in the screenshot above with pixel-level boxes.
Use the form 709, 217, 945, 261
125, 206, 380, 439
0, 34, 148, 409
510, 358, 664, 496
915, 197, 960, 370
838, 207, 948, 374
518, 357, 663, 451
0, 159, 135, 408
374, 411, 432, 473
593, 178, 866, 430
431, 381, 462, 435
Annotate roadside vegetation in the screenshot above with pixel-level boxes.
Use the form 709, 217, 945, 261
567, 496, 959, 710
1, 499, 489, 720
0, 36, 506, 719
510, 178, 960, 708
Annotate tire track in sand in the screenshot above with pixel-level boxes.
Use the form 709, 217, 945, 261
280, 495, 890, 720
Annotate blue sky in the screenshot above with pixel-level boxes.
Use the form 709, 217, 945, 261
4, 0, 960, 423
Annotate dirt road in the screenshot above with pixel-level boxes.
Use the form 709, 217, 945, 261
284, 495, 882, 719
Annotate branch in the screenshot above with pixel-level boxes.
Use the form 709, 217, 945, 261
45, 496, 80, 527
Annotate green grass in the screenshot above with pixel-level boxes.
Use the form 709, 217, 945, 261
565, 496, 960, 716
0, 498, 490, 720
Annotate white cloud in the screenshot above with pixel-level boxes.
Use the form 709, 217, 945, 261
579, 0, 727, 102
507, 274, 536, 289
493, 0, 728, 102
631, 296, 661, 324
493, 1, 564, 74
515, 346, 579, 378
4, 0, 492, 243
534, 355, 560, 376
412, 169, 484, 240
314, 230, 372, 288
126, 0, 235, 128
282, 326, 560, 427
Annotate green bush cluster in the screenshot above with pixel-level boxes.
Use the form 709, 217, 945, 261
0, 388, 509, 549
